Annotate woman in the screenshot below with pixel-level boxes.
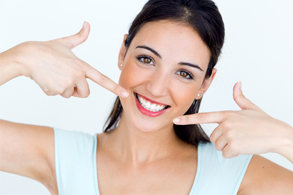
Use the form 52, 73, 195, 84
1, 0, 293, 194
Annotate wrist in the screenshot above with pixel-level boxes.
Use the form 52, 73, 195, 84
13, 42, 35, 78
0, 50, 23, 85
0, 42, 32, 77
275, 123, 293, 163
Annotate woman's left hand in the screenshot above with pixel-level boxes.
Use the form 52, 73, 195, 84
173, 82, 293, 159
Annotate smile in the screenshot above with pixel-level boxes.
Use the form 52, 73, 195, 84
134, 93, 171, 117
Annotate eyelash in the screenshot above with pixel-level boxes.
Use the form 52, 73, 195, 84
136, 55, 194, 80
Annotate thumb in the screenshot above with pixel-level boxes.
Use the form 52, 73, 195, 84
233, 81, 260, 110
57, 21, 90, 49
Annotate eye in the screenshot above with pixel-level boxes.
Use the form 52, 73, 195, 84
176, 70, 194, 80
136, 55, 154, 65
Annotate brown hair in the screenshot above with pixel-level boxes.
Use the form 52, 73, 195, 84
103, 0, 225, 146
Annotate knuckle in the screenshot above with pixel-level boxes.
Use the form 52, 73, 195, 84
74, 71, 84, 79
61, 94, 70, 99
113, 85, 120, 94
197, 113, 207, 121
227, 111, 239, 120
65, 78, 74, 86
209, 129, 217, 141
77, 32, 86, 43
214, 142, 221, 151
222, 151, 229, 159
183, 115, 191, 123
222, 111, 229, 117
228, 141, 238, 152
98, 74, 108, 85
44, 91, 51, 96
226, 130, 235, 140
77, 32, 83, 38
180, 116, 187, 123
222, 120, 233, 129
75, 59, 84, 68
81, 91, 90, 98
222, 148, 233, 159
21, 41, 38, 49
85, 90, 90, 98
56, 87, 65, 94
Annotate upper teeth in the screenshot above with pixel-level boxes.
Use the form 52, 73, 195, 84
137, 94, 166, 112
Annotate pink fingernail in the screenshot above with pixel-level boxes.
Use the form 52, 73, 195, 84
82, 21, 87, 29
238, 81, 242, 90
173, 118, 180, 123
122, 91, 129, 98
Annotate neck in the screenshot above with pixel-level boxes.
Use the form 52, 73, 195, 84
102, 112, 186, 166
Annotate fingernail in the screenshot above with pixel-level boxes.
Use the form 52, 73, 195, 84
121, 91, 129, 98
173, 118, 180, 123
82, 21, 87, 29
238, 81, 242, 90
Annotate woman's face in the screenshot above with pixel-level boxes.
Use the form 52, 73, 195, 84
117, 20, 216, 132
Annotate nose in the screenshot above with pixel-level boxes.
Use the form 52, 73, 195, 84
146, 69, 170, 97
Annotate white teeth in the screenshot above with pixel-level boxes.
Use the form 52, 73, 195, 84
155, 105, 161, 111
137, 94, 166, 112
150, 104, 157, 111
145, 101, 151, 109
142, 99, 146, 105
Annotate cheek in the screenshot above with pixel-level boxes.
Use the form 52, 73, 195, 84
172, 84, 198, 113
119, 60, 201, 114
118, 62, 151, 90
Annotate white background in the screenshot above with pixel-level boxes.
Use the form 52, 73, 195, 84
0, 0, 293, 194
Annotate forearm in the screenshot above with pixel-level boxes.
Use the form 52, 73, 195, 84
0, 49, 24, 86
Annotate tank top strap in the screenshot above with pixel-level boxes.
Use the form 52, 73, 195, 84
190, 142, 253, 195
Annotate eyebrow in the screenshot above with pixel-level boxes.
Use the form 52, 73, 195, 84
135, 45, 203, 71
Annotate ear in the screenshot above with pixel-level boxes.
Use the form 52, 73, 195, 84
195, 68, 217, 99
118, 34, 129, 71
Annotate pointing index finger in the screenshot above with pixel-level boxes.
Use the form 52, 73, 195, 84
173, 112, 225, 125
84, 62, 129, 98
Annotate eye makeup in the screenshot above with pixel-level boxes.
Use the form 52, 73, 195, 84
135, 54, 195, 80
136, 55, 155, 65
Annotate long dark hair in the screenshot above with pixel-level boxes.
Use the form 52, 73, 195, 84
103, 0, 225, 146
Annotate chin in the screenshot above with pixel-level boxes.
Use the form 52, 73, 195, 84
133, 119, 162, 133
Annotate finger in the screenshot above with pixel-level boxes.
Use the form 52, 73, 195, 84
57, 21, 90, 50
41, 86, 57, 96
173, 112, 225, 125
83, 62, 129, 98
222, 143, 239, 159
209, 125, 223, 144
72, 79, 90, 98
233, 82, 260, 110
60, 86, 74, 98
214, 132, 228, 151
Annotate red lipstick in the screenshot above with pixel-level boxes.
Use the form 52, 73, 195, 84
137, 93, 169, 107
134, 93, 170, 117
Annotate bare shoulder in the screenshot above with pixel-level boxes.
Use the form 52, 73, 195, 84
0, 120, 58, 194
238, 154, 293, 195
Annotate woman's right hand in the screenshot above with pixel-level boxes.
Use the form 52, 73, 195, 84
13, 21, 129, 98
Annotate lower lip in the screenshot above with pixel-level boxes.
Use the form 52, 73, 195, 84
134, 93, 169, 117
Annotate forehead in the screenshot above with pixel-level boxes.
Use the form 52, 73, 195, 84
130, 20, 211, 69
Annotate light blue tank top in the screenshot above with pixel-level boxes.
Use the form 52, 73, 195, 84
54, 127, 253, 195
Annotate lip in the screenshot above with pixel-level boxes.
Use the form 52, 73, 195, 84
134, 93, 170, 117
135, 93, 169, 107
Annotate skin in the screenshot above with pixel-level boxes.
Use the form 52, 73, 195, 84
0, 21, 129, 98
1, 21, 293, 194
94, 20, 293, 194
98, 20, 216, 165
94, 20, 217, 194
175, 82, 293, 160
